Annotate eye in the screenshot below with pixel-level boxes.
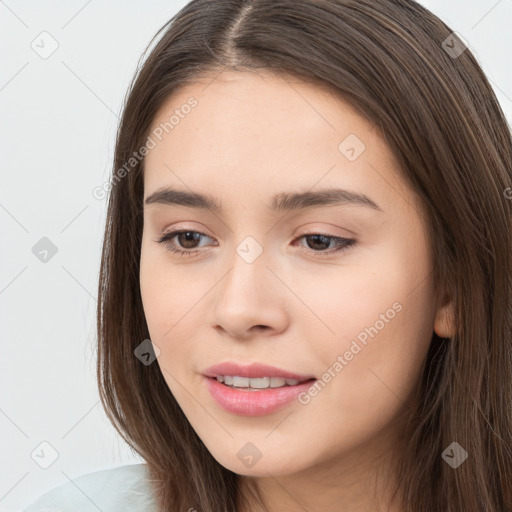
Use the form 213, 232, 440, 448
156, 229, 216, 257
155, 230, 356, 258
293, 233, 356, 256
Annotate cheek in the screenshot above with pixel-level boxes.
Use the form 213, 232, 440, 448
297, 243, 434, 398
139, 242, 216, 376
283, 252, 411, 352
314, 300, 433, 447
140, 241, 184, 341
140, 266, 203, 343
139, 267, 200, 399
330, 237, 433, 354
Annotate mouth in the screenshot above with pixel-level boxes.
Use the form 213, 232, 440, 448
210, 375, 316, 390
202, 362, 317, 415
203, 371, 317, 416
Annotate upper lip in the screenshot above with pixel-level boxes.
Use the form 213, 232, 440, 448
202, 362, 316, 381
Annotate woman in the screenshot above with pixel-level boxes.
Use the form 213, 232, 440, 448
24, 0, 512, 511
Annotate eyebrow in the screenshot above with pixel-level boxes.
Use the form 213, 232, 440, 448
144, 186, 383, 213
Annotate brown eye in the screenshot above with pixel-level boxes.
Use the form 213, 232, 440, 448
156, 230, 214, 257
294, 234, 356, 256
174, 231, 202, 249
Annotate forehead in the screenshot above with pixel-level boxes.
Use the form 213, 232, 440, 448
143, 70, 410, 213
148, 69, 372, 146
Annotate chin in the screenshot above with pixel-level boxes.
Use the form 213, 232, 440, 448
205, 441, 309, 477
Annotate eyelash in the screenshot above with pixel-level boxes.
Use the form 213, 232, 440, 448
155, 229, 356, 258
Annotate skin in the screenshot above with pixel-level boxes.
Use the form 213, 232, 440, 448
139, 69, 455, 512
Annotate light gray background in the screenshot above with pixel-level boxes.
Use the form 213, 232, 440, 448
1, 1, 511, 510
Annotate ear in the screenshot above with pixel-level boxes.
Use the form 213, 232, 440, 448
433, 291, 456, 338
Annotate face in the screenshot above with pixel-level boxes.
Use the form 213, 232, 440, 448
139, 69, 443, 480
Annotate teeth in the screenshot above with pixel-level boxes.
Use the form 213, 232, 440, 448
232, 376, 250, 387
248, 377, 270, 389
270, 377, 286, 387
215, 375, 302, 388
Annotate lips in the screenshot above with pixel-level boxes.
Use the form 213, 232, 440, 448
201, 362, 317, 416
203, 375, 317, 416
202, 361, 316, 381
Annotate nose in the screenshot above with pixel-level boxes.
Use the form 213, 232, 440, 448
208, 243, 288, 340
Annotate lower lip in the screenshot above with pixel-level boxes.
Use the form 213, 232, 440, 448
203, 376, 316, 416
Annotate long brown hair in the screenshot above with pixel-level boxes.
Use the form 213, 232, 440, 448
96, 1, 512, 510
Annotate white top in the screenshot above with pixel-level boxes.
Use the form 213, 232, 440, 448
22, 463, 159, 512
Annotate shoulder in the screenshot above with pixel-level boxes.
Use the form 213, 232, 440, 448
22, 463, 159, 512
